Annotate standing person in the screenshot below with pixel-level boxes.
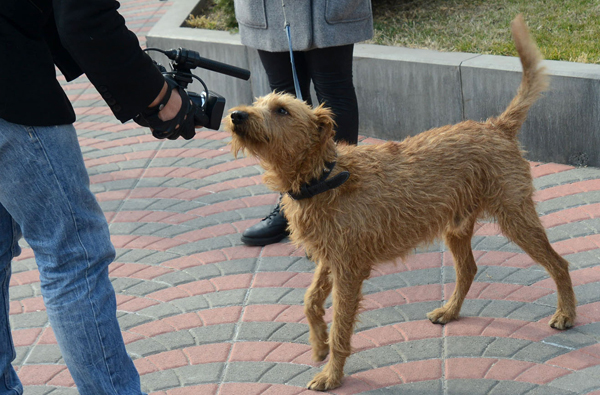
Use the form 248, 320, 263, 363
0, 0, 196, 393
234, 0, 373, 246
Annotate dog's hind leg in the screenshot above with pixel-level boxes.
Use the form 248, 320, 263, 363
304, 262, 333, 362
497, 199, 576, 329
307, 263, 369, 391
428, 217, 478, 324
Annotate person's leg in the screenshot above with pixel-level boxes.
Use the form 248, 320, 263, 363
0, 204, 23, 395
257, 49, 312, 105
305, 44, 359, 145
0, 119, 144, 395
243, 50, 314, 246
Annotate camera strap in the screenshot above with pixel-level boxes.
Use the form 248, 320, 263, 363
281, 0, 303, 101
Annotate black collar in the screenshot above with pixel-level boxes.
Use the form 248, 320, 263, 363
288, 161, 350, 200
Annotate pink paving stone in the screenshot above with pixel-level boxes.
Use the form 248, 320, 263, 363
554, 235, 600, 255
281, 272, 313, 288
9, 270, 40, 286
485, 359, 536, 381
503, 253, 536, 268
146, 287, 190, 302
222, 245, 262, 260
20, 297, 46, 313
109, 262, 146, 277
37, 327, 57, 344
262, 242, 304, 257
117, 297, 159, 312
122, 332, 144, 345
12, 328, 42, 347
261, 384, 309, 395
474, 222, 502, 236
122, 235, 164, 249
357, 325, 406, 347
144, 237, 187, 251
162, 312, 205, 331
351, 333, 378, 352
198, 306, 242, 326
476, 251, 518, 266
8, 301, 21, 315
399, 284, 442, 303
445, 358, 496, 380
480, 318, 528, 338
147, 349, 189, 370
219, 383, 273, 395
330, 376, 377, 395
130, 266, 173, 280
128, 187, 169, 199
178, 279, 216, 296
184, 343, 231, 365
503, 285, 554, 302
444, 317, 495, 337
130, 319, 175, 338
395, 320, 443, 341
165, 384, 219, 395
363, 290, 407, 309
210, 273, 253, 291
392, 359, 443, 383
46, 369, 75, 387
19, 365, 67, 385
110, 234, 139, 248
243, 304, 290, 322
264, 342, 312, 363
515, 363, 570, 385
351, 366, 403, 393
253, 271, 299, 288
134, 357, 159, 375
546, 349, 600, 370
580, 343, 600, 359
111, 210, 152, 223
115, 294, 136, 305
13, 248, 34, 261
275, 305, 307, 323
511, 321, 557, 342
535, 266, 600, 288
402, 252, 443, 270
576, 301, 600, 322
95, 190, 130, 202
176, 224, 237, 242
229, 341, 280, 362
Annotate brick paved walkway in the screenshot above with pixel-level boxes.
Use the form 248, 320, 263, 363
8, 1, 600, 394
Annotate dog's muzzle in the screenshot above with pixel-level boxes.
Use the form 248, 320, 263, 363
230, 110, 248, 125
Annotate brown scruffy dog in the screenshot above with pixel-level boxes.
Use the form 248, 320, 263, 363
224, 15, 576, 391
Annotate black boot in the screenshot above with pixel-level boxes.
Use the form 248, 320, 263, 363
241, 202, 289, 246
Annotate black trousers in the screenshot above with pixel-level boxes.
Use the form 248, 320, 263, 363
257, 44, 359, 145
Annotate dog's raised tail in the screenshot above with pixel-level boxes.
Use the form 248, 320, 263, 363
495, 14, 549, 139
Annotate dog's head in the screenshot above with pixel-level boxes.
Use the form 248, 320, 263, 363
224, 92, 337, 191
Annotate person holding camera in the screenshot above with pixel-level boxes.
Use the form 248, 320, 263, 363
233, 0, 373, 246
0, 0, 196, 393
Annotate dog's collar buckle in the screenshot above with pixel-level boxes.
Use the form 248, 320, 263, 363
288, 161, 350, 201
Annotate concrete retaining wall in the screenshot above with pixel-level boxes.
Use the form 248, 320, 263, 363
147, 0, 600, 166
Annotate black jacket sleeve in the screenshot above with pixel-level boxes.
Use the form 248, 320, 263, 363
53, 0, 165, 122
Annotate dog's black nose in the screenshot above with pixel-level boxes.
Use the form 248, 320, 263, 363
230, 111, 249, 125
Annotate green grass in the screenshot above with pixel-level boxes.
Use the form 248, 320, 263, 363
187, 0, 600, 64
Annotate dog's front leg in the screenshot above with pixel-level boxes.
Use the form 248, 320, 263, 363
307, 265, 368, 391
304, 262, 332, 362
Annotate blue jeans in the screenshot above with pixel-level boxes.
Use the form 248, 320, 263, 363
0, 119, 144, 394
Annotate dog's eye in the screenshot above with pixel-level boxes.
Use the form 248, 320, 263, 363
276, 107, 289, 115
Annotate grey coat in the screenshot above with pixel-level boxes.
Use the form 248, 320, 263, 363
234, 0, 373, 52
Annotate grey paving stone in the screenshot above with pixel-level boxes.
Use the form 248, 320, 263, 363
113, 249, 161, 264
542, 329, 598, 349
8, 284, 37, 301
481, 337, 531, 358
447, 379, 498, 395
117, 312, 153, 330
153, 330, 196, 351
488, 380, 538, 394
549, 282, 600, 306
203, 289, 247, 309
166, 237, 234, 256
446, 336, 496, 358
107, 222, 146, 235
176, 363, 224, 385
119, 279, 168, 296
213, 259, 257, 277
170, 295, 211, 312
525, 384, 579, 395
25, 345, 64, 364
152, 270, 196, 286
134, 251, 180, 265
181, 264, 223, 281
473, 265, 520, 283
547, 364, 600, 393
278, 289, 309, 305
344, 353, 379, 375
285, 367, 323, 388
502, 268, 549, 286
11, 259, 37, 274
13, 346, 30, 365
121, 222, 172, 236
126, 338, 168, 358
246, 288, 297, 305
222, 361, 276, 383
189, 323, 236, 344
269, 323, 310, 343
236, 322, 287, 342
9, 311, 48, 329
362, 380, 443, 395
258, 363, 312, 385
358, 306, 409, 330
506, 302, 556, 322
140, 369, 181, 392
135, 302, 183, 320
512, 341, 567, 363
573, 322, 600, 342
477, 300, 525, 319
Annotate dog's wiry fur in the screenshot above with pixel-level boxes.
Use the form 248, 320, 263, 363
224, 15, 576, 391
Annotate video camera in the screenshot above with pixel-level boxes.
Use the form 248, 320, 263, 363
144, 47, 251, 130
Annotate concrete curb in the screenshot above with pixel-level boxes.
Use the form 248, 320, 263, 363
147, 0, 600, 167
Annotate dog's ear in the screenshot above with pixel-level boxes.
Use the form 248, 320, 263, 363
313, 104, 336, 143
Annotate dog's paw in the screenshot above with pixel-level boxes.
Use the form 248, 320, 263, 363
549, 311, 575, 330
307, 371, 342, 391
426, 307, 459, 325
